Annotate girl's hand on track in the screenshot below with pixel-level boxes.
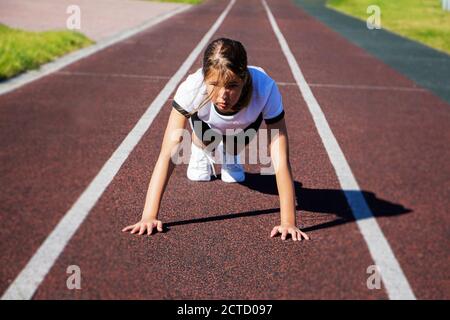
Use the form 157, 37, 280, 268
270, 224, 310, 241
122, 219, 163, 236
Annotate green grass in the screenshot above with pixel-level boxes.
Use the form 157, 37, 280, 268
326, 0, 450, 55
0, 24, 94, 80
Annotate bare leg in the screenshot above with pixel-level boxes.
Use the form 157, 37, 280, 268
192, 131, 212, 149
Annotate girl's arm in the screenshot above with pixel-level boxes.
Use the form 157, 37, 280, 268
266, 118, 309, 241
122, 107, 187, 235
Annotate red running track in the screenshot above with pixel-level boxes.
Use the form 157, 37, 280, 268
0, 0, 448, 299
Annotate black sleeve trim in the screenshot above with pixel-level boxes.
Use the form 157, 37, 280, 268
172, 100, 191, 118
264, 109, 285, 124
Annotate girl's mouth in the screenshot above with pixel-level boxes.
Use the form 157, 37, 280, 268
217, 102, 229, 108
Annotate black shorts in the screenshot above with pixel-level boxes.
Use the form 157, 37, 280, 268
189, 112, 264, 155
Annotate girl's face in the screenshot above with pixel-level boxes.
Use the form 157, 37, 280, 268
205, 69, 244, 113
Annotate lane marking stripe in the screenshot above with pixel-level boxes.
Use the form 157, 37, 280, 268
277, 82, 427, 92
55, 71, 172, 80
1, 0, 236, 300
262, 0, 416, 300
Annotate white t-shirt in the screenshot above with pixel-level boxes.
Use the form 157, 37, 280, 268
172, 65, 284, 135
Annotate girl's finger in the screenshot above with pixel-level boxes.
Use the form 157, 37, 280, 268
131, 225, 140, 234
270, 226, 279, 237
302, 231, 310, 240
157, 221, 163, 232
147, 223, 154, 235
122, 225, 134, 232
281, 230, 288, 240
290, 230, 298, 241
138, 224, 146, 235
298, 230, 307, 240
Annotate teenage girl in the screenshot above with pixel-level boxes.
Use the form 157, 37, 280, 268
122, 38, 309, 241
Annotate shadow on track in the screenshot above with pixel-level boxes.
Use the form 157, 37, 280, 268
164, 172, 411, 232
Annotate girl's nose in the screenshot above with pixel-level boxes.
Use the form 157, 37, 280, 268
218, 87, 229, 99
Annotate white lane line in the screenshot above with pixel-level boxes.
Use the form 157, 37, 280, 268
262, 0, 416, 300
0, 5, 191, 97
1, 0, 236, 300
277, 81, 427, 92
56, 71, 171, 81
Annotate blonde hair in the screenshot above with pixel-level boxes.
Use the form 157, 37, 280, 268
188, 38, 253, 116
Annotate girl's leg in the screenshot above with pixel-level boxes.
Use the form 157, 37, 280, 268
192, 130, 215, 149
220, 117, 262, 183
190, 116, 222, 153
187, 117, 220, 181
